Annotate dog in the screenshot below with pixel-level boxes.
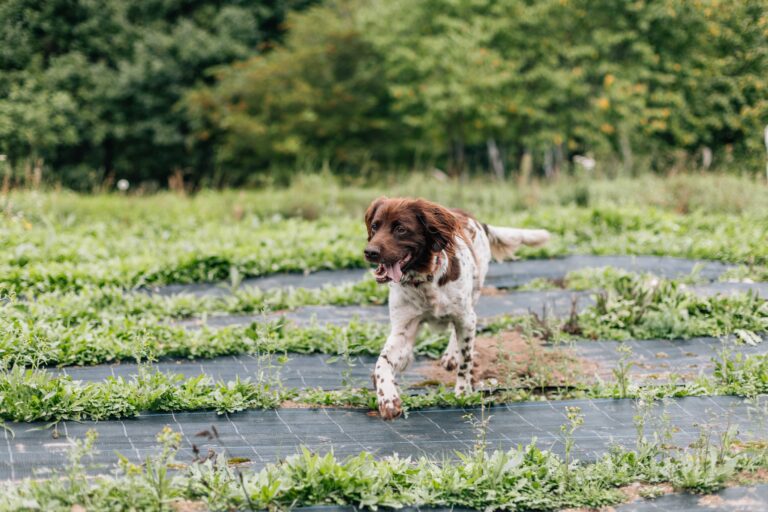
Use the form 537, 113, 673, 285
364, 197, 550, 419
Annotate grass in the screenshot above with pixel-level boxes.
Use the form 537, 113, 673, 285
0, 366, 284, 423
2, 173, 768, 508
2, 271, 765, 368
2, 417, 768, 511
2, 174, 767, 294
0, 215, 367, 294
517, 265, 709, 291
0, 316, 410, 367
715, 349, 768, 396
297, 348, 768, 413
577, 274, 768, 341
3, 348, 768, 423
501, 270, 768, 343
2, 276, 387, 324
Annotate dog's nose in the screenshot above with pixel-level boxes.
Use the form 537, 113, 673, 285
364, 247, 380, 262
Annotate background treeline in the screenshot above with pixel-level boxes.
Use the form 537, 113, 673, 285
0, 0, 316, 188
1, 0, 767, 189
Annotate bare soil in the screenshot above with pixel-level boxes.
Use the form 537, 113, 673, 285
280, 400, 360, 410
170, 500, 208, 512
480, 286, 507, 296
416, 330, 598, 389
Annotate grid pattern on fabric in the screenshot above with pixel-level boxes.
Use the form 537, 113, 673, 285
2, 396, 765, 480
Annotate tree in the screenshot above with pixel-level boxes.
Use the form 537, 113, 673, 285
0, 0, 315, 188
185, 0, 396, 183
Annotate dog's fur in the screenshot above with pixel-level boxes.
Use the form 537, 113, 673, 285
364, 197, 550, 419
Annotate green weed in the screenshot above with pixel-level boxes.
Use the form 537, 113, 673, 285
3, 346, 768, 422
578, 275, 768, 341
2, 175, 767, 294
1, 422, 765, 511
0, 366, 285, 423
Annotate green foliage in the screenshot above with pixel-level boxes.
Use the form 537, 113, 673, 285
0, 211, 368, 295
0, 287, 455, 366
3, 426, 767, 511
0, 307, 389, 367
493, 268, 768, 347
185, 0, 396, 181
1, 278, 386, 325
0, 0, 315, 188
189, 0, 768, 177
667, 429, 741, 494
714, 350, 768, 396
0, 366, 284, 422
3, 1, 767, 182
3, 281, 764, 370
579, 274, 768, 340
2, 267, 766, 370
3, 345, 768, 422
2, 174, 766, 295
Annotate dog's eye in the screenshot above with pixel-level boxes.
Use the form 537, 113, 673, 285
371, 222, 379, 232
394, 225, 408, 236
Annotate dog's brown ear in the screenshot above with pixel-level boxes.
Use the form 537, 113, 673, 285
414, 199, 462, 255
364, 197, 387, 238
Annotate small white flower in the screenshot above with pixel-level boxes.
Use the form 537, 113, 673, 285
117, 179, 130, 191
573, 155, 596, 171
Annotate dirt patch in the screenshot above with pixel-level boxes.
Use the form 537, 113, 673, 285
416, 330, 598, 388
621, 482, 674, 503
559, 504, 619, 512
480, 286, 506, 296
702, 494, 763, 509
697, 494, 726, 507
729, 467, 768, 486
280, 400, 320, 409
562, 482, 675, 511
280, 400, 361, 410
170, 500, 208, 512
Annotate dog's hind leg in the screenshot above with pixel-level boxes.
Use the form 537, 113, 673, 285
453, 312, 477, 396
439, 325, 460, 371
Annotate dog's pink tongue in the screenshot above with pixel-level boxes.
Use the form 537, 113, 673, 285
385, 262, 403, 283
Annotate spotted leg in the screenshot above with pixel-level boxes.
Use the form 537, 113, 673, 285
453, 312, 477, 396
439, 325, 460, 371
373, 316, 420, 420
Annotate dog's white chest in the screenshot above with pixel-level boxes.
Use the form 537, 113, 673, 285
390, 272, 471, 323
403, 284, 456, 318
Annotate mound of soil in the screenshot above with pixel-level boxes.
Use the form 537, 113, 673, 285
416, 330, 598, 389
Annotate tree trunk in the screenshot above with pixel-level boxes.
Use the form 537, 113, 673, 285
450, 136, 466, 176
619, 125, 633, 175
543, 148, 555, 179
518, 148, 533, 184
763, 125, 768, 180
103, 138, 114, 177
486, 138, 505, 180
557, 144, 566, 174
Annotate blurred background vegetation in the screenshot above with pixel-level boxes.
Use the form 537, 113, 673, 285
1, 0, 767, 190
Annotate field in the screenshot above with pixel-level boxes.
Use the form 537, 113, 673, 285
2, 173, 768, 511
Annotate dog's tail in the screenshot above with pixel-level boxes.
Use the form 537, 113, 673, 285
484, 225, 550, 261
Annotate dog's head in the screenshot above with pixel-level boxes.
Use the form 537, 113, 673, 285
363, 197, 463, 283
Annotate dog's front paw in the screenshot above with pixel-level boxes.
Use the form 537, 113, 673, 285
378, 396, 403, 420
440, 352, 459, 371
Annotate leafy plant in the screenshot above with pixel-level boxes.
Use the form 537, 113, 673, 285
579, 274, 768, 341
2, 424, 766, 511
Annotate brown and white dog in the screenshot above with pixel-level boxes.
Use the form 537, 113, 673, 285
364, 197, 550, 419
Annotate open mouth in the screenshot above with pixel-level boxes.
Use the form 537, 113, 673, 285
373, 253, 412, 284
